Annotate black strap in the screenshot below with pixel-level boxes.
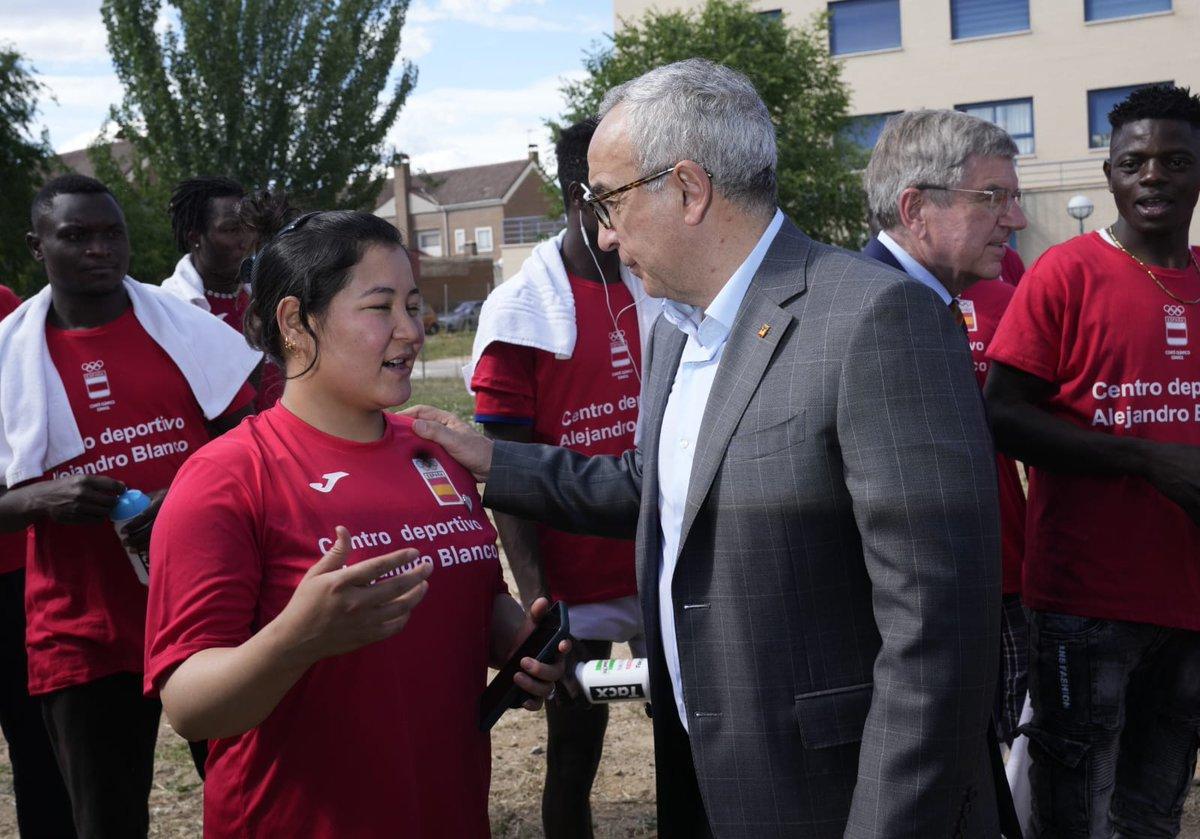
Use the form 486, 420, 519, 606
989, 719, 1023, 838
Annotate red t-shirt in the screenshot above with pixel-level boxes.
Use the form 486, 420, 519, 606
0, 284, 20, 319
1000, 245, 1026, 287
206, 289, 282, 412
0, 285, 26, 575
472, 275, 640, 605
146, 407, 503, 838
22, 308, 253, 695
988, 232, 1200, 628
959, 279, 1026, 594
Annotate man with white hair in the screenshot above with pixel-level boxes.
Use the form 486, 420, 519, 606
861, 110, 1031, 749
410, 59, 1005, 838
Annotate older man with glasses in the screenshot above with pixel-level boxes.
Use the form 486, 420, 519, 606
410, 59, 1006, 838
862, 111, 1031, 761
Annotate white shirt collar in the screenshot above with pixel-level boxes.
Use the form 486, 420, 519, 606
661, 209, 785, 358
876, 230, 953, 305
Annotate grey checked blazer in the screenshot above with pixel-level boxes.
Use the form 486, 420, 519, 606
486, 219, 1003, 838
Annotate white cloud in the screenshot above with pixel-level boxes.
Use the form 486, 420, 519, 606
408, 0, 578, 32
390, 70, 584, 172
0, 18, 110, 65
400, 24, 433, 61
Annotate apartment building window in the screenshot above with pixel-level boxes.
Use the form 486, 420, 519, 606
475, 227, 494, 253
844, 112, 901, 149
1088, 82, 1170, 147
828, 0, 901, 56
957, 98, 1034, 155
454, 228, 466, 254
951, 0, 1029, 40
1085, 0, 1171, 22
417, 230, 442, 257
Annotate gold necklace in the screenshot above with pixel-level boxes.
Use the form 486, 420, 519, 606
1106, 226, 1200, 305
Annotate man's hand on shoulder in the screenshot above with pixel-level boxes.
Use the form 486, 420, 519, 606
404, 405, 495, 482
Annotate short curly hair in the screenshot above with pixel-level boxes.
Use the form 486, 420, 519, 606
1109, 84, 1200, 135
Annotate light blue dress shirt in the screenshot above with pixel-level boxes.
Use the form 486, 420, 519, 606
876, 230, 953, 304
656, 209, 784, 730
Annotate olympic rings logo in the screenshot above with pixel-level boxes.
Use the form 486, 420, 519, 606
80, 360, 105, 373
1164, 305, 1186, 317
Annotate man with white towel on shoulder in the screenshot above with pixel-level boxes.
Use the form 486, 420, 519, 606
465, 119, 658, 838
0, 175, 259, 838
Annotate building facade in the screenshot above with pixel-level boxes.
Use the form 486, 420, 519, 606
374, 148, 565, 286
611, 0, 1200, 262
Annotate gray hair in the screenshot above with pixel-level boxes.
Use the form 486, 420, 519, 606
865, 109, 1019, 230
598, 58, 777, 216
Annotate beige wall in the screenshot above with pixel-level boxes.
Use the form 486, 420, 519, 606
411, 206, 505, 256
498, 244, 537, 280
610, 0, 1200, 259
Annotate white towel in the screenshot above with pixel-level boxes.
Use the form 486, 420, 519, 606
160, 253, 252, 313
0, 278, 262, 487
462, 231, 660, 391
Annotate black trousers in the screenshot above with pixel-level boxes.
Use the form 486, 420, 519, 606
41, 672, 161, 839
655, 699, 715, 839
0, 569, 76, 838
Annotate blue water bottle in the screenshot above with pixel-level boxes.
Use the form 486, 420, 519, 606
110, 489, 152, 585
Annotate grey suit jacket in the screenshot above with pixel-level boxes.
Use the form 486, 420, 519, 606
486, 219, 1003, 838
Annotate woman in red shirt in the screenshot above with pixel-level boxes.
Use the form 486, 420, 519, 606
145, 211, 566, 837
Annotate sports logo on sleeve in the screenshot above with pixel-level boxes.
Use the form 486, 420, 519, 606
309, 471, 350, 493
412, 457, 464, 506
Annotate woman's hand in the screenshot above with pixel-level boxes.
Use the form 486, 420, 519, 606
502, 596, 572, 712
274, 526, 433, 668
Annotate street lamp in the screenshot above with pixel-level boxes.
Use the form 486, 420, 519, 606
1067, 194, 1094, 236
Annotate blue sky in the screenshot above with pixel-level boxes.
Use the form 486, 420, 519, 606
5, 0, 613, 174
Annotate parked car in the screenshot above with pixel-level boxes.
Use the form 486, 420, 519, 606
437, 300, 484, 333
420, 301, 439, 335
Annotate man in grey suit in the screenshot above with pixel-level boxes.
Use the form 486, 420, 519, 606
411, 59, 1004, 838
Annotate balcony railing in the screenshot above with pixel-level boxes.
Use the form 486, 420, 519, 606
1016, 157, 1108, 190
503, 215, 566, 245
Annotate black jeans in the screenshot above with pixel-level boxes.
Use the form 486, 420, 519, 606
543, 638, 613, 839
41, 673, 161, 839
0, 569, 76, 838
1024, 610, 1200, 838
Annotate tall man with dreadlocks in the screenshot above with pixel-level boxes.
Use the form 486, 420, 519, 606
164, 177, 282, 410
987, 84, 1200, 836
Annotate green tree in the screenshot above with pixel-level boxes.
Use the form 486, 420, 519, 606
558, 0, 868, 248
0, 46, 56, 296
96, 0, 418, 281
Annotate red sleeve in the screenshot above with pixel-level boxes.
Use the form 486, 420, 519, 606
471, 341, 536, 424
144, 452, 263, 695
987, 251, 1070, 384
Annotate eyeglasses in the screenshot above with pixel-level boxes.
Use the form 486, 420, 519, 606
583, 165, 712, 229
915, 185, 1023, 215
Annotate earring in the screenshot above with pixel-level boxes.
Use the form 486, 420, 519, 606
283, 337, 297, 354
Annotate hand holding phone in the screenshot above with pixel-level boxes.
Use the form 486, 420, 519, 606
479, 601, 570, 731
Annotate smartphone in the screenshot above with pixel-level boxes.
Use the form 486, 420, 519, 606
478, 601, 570, 731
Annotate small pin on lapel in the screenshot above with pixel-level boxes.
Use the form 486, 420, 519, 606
757, 323, 771, 339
